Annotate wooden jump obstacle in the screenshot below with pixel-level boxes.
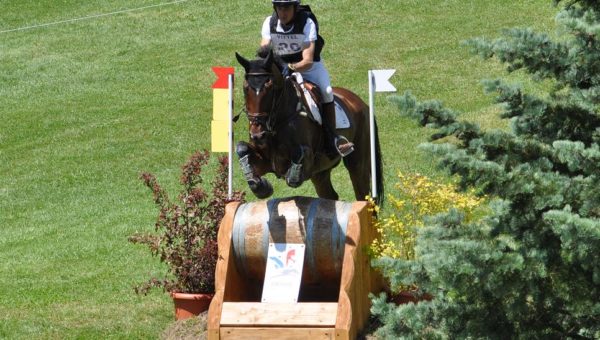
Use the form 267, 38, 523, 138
207, 196, 382, 339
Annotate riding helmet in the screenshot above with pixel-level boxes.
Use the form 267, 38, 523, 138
271, 0, 300, 4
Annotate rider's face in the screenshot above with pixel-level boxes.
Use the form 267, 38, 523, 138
275, 4, 295, 25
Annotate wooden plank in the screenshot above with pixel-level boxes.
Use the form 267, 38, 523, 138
335, 201, 376, 340
220, 327, 335, 340
207, 201, 241, 340
220, 302, 338, 326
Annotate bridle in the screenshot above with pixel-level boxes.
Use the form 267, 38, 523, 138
243, 71, 292, 137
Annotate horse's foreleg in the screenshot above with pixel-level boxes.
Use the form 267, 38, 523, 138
310, 169, 339, 201
286, 145, 311, 188
236, 141, 273, 199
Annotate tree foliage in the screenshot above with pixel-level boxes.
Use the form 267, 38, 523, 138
372, 1, 600, 338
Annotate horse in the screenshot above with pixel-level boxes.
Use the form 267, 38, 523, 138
234, 51, 384, 205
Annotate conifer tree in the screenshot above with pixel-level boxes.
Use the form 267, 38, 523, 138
372, 0, 599, 338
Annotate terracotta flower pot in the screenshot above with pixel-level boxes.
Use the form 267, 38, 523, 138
170, 292, 214, 320
390, 290, 433, 305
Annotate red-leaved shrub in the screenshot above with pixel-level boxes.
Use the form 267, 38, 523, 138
129, 151, 245, 294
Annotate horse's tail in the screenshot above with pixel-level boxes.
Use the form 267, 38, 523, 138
373, 118, 384, 207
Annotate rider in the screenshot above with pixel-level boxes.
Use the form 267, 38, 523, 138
259, 0, 354, 157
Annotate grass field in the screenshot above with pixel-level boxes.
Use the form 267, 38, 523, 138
1, 1, 557, 338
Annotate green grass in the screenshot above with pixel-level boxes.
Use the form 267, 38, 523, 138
1, 0, 557, 338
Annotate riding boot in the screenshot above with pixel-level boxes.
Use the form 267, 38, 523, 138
322, 101, 354, 157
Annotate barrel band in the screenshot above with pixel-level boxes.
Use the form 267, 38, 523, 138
305, 198, 321, 281
232, 202, 251, 279
333, 202, 352, 276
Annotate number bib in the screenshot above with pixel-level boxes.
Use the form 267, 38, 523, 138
272, 33, 306, 57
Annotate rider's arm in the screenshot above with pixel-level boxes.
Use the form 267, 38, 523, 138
260, 16, 272, 53
288, 17, 317, 72
260, 38, 271, 49
289, 42, 314, 72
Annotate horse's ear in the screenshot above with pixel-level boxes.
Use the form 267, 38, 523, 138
235, 52, 250, 72
264, 49, 274, 68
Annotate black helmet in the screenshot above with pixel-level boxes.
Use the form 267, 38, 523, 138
272, 0, 300, 5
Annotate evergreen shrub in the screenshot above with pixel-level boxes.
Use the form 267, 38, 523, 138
371, 1, 600, 338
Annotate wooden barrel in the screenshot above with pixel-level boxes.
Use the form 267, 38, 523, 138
232, 196, 353, 284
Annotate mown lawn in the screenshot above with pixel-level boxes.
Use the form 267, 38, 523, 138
1, 1, 556, 338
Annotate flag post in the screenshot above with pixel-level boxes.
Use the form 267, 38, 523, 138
368, 69, 397, 200
368, 70, 377, 199
211, 66, 235, 199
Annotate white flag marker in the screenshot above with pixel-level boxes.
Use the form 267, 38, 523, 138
368, 69, 397, 200
372, 69, 397, 92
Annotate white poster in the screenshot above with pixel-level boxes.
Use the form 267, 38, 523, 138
261, 243, 305, 303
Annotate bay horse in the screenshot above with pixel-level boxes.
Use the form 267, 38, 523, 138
235, 51, 384, 205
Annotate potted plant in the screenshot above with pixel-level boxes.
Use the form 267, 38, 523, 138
129, 150, 245, 320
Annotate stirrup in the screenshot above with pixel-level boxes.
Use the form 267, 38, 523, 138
335, 136, 354, 157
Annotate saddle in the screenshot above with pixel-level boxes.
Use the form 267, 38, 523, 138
289, 73, 351, 130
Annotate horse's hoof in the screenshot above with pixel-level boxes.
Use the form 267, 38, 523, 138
236, 142, 250, 158
286, 179, 303, 188
286, 178, 303, 187
252, 178, 273, 199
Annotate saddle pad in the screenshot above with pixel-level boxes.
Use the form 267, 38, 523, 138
334, 100, 351, 129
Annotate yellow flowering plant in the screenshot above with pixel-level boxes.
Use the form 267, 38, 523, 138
369, 172, 486, 260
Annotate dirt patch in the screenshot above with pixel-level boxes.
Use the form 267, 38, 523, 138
161, 312, 207, 340
161, 311, 379, 339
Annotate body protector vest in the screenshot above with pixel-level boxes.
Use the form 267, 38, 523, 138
269, 5, 325, 63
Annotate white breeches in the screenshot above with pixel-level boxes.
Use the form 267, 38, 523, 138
300, 61, 334, 103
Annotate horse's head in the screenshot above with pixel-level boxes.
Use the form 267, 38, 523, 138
235, 51, 285, 144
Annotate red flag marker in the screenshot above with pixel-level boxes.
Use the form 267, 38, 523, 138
212, 67, 235, 89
